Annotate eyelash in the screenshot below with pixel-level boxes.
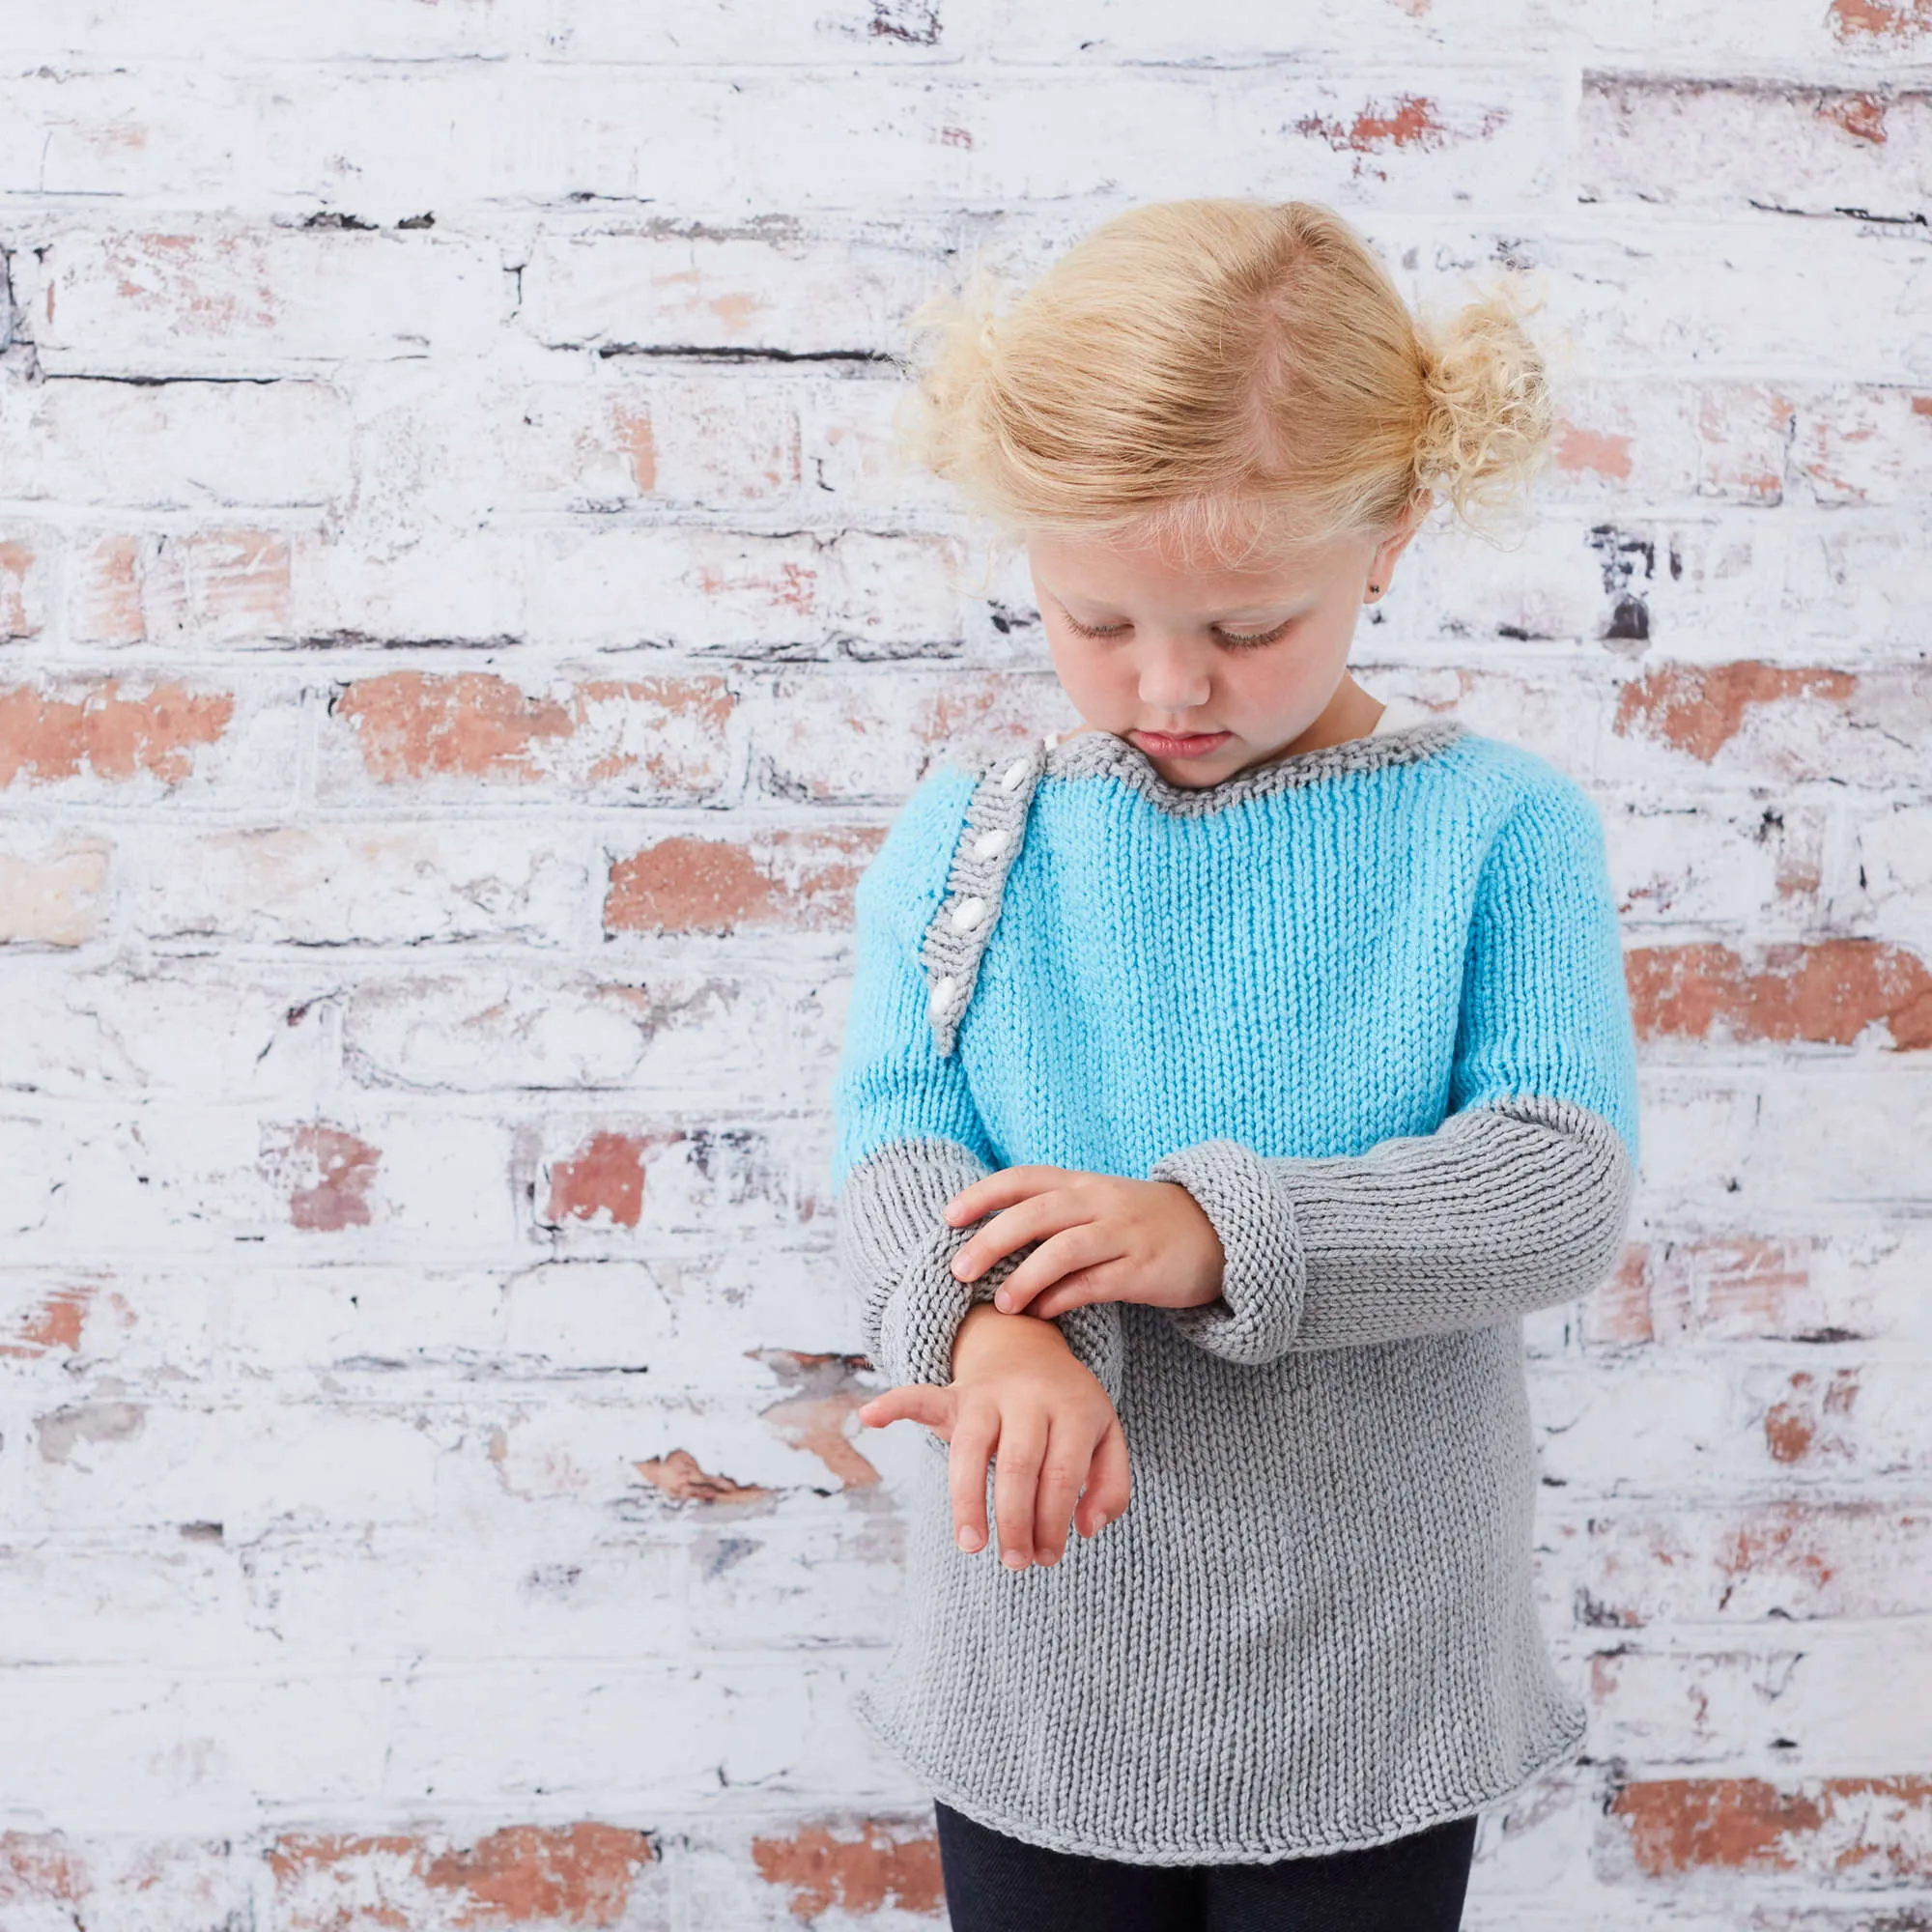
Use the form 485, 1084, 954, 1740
1059, 613, 1293, 650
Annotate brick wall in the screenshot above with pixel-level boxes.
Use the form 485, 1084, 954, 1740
2, 3, 1928, 1926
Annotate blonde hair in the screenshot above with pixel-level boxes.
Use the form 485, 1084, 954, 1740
891, 198, 1555, 573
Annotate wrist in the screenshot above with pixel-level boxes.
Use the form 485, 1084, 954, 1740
952, 1300, 1067, 1375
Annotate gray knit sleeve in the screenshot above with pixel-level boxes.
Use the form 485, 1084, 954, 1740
837, 1136, 1126, 1423
1148, 1094, 1636, 1363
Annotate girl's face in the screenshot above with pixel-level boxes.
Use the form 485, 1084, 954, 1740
1026, 510, 1422, 789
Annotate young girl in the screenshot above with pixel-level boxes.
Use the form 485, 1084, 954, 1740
829, 198, 1640, 1932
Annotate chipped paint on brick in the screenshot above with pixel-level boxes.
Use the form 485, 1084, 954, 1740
266, 1123, 383, 1232
1829, 0, 1932, 40
634, 1447, 776, 1505
1626, 939, 1932, 1050
604, 826, 879, 935
544, 1129, 651, 1230
0, 1286, 92, 1357
0, 679, 234, 786
1612, 662, 1856, 760
1607, 1776, 1932, 1878
1761, 1368, 1861, 1464
1553, 426, 1634, 479
750, 1819, 945, 1919
332, 671, 735, 792
0, 539, 40, 638
269, 1824, 654, 1929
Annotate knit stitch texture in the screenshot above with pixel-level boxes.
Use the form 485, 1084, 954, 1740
829, 712, 1641, 1864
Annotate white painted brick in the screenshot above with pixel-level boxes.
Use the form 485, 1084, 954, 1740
0, 8, 1925, 1914
0, 372, 351, 503
130, 823, 593, 949
16, 228, 510, 377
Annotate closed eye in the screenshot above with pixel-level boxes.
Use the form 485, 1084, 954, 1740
1059, 612, 1294, 650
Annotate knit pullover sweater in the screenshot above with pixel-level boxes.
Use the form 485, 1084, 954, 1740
829, 705, 1641, 1865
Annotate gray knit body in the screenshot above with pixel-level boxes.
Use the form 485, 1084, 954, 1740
832, 722, 1641, 1865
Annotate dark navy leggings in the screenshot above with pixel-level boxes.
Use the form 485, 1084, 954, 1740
934, 1800, 1478, 1932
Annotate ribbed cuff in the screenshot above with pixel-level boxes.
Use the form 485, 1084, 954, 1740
839, 1141, 1126, 1446
1147, 1138, 1306, 1365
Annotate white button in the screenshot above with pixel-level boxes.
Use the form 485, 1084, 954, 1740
1043, 731, 1060, 751
951, 895, 986, 931
928, 975, 957, 1013
999, 756, 1029, 791
973, 826, 1009, 860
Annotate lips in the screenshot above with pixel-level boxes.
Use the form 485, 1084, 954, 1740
1133, 729, 1232, 758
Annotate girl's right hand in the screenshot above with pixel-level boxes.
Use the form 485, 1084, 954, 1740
855, 1303, 1131, 1571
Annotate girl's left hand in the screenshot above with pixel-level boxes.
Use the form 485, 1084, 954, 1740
943, 1166, 1226, 1320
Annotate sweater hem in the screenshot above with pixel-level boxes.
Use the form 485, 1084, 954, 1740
853, 1684, 1589, 1868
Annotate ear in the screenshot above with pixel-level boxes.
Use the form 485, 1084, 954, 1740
1371, 492, 1430, 585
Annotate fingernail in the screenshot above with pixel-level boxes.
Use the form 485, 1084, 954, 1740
1038, 1549, 1059, 1566
957, 1526, 982, 1550
994, 1292, 1010, 1310
1003, 1550, 1027, 1571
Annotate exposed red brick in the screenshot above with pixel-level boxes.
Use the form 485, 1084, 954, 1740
1607, 1776, 1932, 1878
751, 1820, 945, 1919
1626, 938, 1932, 1050
634, 1447, 775, 1505
1612, 662, 1856, 760
332, 672, 734, 786
422, 1825, 654, 1926
0, 1287, 91, 1358
1762, 1368, 1861, 1464
269, 1824, 653, 1929
0, 680, 234, 787
266, 1124, 382, 1232
604, 826, 880, 936
1829, 0, 1932, 40
1553, 426, 1634, 479
336, 672, 575, 781
1298, 96, 1448, 151
544, 1129, 664, 1230
1818, 90, 1889, 142
0, 539, 39, 638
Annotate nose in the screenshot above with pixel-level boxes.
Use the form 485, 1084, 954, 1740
1136, 635, 1213, 717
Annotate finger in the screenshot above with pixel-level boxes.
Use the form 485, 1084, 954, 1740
984, 1225, 1121, 1314
950, 1191, 1087, 1289
941, 1165, 1070, 1228
1074, 1419, 1132, 1540
990, 1410, 1049, 1571
947, 1406, 1000, 1555
857, 1385, 951, 1435
1031, 1414, 1099, 1568
1021, 1255, 1134, 1321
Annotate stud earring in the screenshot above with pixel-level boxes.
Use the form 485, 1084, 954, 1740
1367, 582, 1381, 598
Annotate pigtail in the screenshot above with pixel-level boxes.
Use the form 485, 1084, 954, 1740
1411, 276, 1556, 543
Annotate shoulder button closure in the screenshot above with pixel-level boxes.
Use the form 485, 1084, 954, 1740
999, 756, 1030, 791
928, 975, 958, 1016
950, 895, 986, 931
972, 826, 1009, 860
